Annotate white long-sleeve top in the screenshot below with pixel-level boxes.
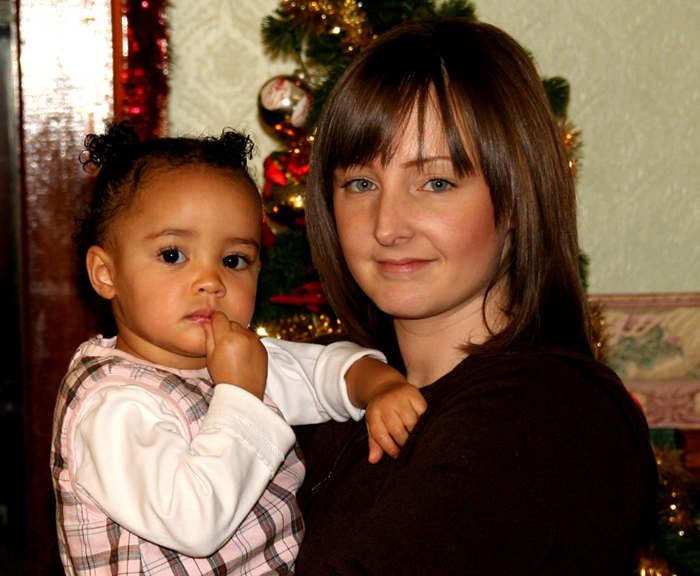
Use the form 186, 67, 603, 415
65, 336, 381, 557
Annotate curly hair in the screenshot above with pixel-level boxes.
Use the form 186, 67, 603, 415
74, 121, 258, 261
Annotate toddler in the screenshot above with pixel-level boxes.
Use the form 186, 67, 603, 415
51, 122, 426, 575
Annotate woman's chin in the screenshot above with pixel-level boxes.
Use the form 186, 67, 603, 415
374, 297, 440, 321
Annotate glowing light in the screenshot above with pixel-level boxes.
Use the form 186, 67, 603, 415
256, 327, 269, 337
122, 14, 129, 57
20, 0, 113, 135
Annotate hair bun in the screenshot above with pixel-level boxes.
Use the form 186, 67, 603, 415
219, 129, 254, 168
80, 121, 140, 171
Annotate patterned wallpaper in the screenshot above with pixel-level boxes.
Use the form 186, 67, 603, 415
167, 0, 700, 294
168, 0, 291, 184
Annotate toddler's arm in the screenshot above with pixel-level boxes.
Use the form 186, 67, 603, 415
263, 339, 426, 461
204, 315, 426, 463
262, 337, 428, 458
204, 312, 379, 423
74, 380, 295, 557
203, 312, 426, 462
345, 357, 427, 463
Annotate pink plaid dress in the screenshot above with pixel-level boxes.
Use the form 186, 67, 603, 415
51, 341, 304, 575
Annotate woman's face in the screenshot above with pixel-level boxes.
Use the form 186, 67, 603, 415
333, 105, 511, 336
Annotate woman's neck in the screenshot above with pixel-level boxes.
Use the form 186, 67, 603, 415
394, 293, 508, 388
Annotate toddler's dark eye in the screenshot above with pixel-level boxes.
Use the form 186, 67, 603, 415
223, 254, 248, 269
159, 248, 186, 264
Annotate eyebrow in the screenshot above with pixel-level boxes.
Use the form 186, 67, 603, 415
147, 228, 195, 240
146, 228, 260, 250
399, 155, 453, 169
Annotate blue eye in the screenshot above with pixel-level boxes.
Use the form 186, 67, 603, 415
424, 178, 453, 192
223, 254, 249, 269
346, 179, 376, 192
158, 248, 186, 264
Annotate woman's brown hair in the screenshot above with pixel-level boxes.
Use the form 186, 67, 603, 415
307, 19, 592, 366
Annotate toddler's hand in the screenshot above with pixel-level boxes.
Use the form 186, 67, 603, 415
203, 312, 267, 400
364, 382, 427, 464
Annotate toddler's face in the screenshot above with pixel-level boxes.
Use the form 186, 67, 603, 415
105, 165, 262, 370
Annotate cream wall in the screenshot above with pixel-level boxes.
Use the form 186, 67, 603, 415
168, 0, 700, 294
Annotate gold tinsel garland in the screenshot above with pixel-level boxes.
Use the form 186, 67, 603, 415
560, 118, 582, 178
589, 299, 606, 362
253, 313, 343, 342
280, 0, 375, 52
636, 554, 674, 576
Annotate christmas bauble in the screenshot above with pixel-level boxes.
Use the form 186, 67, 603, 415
263, 149, 309, 229
258, 73, 312, 139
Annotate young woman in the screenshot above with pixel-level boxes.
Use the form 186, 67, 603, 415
295, 19, 658, 575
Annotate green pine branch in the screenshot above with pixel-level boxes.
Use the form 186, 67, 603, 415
305, 31, 351, 68
433, 0, 477, 19
305, 64, 347, 128
254, 229, 311, 323
542, 76, 570, 119
261, 11, 302, 60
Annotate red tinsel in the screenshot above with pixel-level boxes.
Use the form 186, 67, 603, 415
269, 281, 328, 313
121, 0, 169, 140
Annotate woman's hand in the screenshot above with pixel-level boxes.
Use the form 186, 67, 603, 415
364, 381, 427, 463
203, 311, 267, 400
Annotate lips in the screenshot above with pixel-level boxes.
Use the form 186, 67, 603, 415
186, 308, 215, 323
376, 258, 434, 274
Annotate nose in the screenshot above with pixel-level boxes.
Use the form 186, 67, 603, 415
194, 263, 226, 296
373, 189, 414, 247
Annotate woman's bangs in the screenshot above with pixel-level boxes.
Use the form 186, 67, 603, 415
325, 67, 478, 182
326, 73, 423, 172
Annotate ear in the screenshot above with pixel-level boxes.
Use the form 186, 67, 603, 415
86, 245, 117, 300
